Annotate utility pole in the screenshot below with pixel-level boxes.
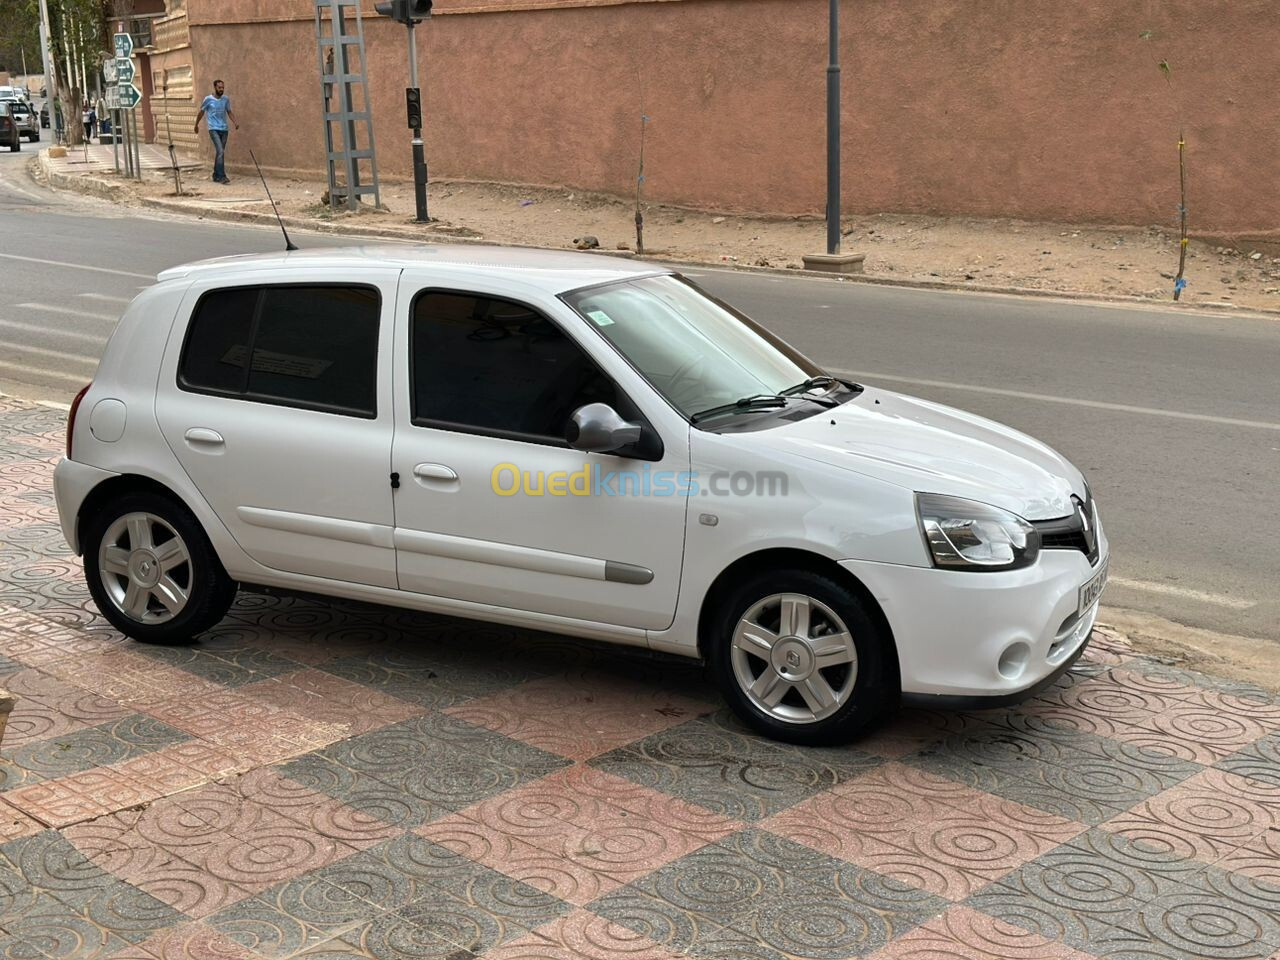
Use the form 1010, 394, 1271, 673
374, 0, 432, 222
802, 0, 865, 275
826, 0, 841, 256
37, 0, 56, 120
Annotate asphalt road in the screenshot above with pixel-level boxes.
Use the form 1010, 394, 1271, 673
2, 150, 1277, 642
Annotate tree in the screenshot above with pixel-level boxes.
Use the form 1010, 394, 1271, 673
0, 2, 41, 80
0, 0, 113, 144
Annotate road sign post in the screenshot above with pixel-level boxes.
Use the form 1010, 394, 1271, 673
113, 31, 142, 179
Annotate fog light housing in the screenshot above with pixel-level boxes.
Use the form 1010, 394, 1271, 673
997, 641, 1031, 680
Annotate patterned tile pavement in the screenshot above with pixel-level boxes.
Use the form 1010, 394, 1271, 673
1, 394, 1279, 959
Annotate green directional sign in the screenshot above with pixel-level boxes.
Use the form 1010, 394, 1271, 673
115, 58, 135, 84
113, 32, 133, 59
115, 83, 142, 110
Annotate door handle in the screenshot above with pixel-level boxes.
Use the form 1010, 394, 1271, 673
184, 427, 224, 447
413, 463, 458, 481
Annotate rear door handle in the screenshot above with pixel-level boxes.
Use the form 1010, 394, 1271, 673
413, 463, 458, 481
184, 427, 224, 447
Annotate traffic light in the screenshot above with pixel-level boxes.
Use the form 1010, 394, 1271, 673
374, 0, 431, 23
405, 87, 422, 129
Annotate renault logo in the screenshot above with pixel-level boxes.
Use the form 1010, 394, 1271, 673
1075, 497, 1096, 553
786, 650, 801, 667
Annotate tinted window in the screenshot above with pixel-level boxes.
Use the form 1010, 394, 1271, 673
412, 292, 618, 440
180, 287, 257, 394
180, 285, 380, 417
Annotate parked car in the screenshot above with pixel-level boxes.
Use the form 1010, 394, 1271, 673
0, 102, 20, 152
54, 247, 1108, 744
3, 99, 39, 141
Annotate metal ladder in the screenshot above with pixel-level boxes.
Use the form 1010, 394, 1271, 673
314, 0, 381, 211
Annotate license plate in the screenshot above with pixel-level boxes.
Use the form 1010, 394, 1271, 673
1078, 557, 1109, 616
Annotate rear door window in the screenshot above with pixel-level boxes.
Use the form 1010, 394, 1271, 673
179, 284, 380, 417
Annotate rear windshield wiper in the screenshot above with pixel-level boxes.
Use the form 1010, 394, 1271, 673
691, 394, 790, 424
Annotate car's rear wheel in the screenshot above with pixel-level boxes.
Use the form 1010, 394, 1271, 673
83, 492, 236, 644
8, 143, 17, 153
707, 568, 896, 745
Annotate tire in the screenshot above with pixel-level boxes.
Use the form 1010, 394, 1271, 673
707, 568, 897, 745
83, 491, 236, 644
8, 143, 17, 153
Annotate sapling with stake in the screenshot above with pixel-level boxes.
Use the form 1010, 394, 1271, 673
1141, 30, 1188, 301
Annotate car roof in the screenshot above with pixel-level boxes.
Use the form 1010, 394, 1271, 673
155, 244, 671, 295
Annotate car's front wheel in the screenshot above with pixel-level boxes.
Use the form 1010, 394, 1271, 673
83, 492, 236, 644
707, 568, 896, 745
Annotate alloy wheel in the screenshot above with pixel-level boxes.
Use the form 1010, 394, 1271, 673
97, 511, 193, 624
730, 592, 858, 724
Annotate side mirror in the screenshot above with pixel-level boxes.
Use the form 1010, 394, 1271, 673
566, 403, 643, 454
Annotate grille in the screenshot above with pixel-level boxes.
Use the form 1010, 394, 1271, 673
1033, 494, 1100, 565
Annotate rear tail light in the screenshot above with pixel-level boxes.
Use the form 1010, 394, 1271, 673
66, 383, 92, 459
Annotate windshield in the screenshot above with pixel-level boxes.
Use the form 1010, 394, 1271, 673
562, 275, 823, 421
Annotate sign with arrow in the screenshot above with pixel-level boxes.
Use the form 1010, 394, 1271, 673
103, 59, 117, 83
109, 83, 142, 111
113, 32, 134, 59
115, 58, 135, 84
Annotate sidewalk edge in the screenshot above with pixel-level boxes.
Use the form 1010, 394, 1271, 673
37, 153, 1280, 319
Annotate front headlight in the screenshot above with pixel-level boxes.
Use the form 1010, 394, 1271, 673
915, 493, 1040, 571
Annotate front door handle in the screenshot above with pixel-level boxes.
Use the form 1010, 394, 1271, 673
184, 427, 224, 447
413, 463, 458, 481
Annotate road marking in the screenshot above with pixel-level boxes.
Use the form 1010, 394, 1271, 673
0, 253, 153, 280
837, 369, 1280, 432
0, 341, 97, 368
0, 360, 92, 389
77, 293, 131, 304
1109, 577, 1257, 610
15, 303, 119, 322
0, 318, 106, 344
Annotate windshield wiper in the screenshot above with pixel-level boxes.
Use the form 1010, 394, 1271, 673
690, 394, 790, 424
780, 376, 860, 403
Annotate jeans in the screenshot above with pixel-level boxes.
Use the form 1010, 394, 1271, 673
209, 128, 228, 181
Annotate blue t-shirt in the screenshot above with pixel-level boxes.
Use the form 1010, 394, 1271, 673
201, 94, 230, 131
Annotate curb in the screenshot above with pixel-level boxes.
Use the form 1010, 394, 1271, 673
36, 154, 1280, 319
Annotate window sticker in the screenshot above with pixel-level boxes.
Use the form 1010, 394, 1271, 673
586, 309, 615, 327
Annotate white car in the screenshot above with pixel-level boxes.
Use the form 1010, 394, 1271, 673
54, 246, 1107, 744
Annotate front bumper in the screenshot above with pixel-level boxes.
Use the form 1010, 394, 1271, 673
840, 529, 1108, 701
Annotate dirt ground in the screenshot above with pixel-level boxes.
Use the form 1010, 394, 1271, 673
1099, 607, 1280, 694
89, 163, 1280, 312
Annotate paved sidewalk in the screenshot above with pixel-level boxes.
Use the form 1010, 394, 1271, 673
42, 144, 201, 176
1, 395, 1279, 959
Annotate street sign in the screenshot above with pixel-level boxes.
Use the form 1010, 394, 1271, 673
115, 58, 135, 84
113, 32, 133, 59
103, 60, 117, 83
113, 83, 141, 110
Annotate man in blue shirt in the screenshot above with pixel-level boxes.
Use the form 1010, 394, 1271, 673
193, 79, 239, 184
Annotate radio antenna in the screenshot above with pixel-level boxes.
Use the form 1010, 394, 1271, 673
248, 146, 298, 251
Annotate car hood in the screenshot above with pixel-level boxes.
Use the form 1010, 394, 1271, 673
765, 386, 1083, 521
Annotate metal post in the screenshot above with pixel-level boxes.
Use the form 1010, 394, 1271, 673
826, 0, 841, 256
112, 107, 120, 172
131, 109, 142, 179
121, 107, 131, 177
407, 20, 428, 222
336, 5, 360, 210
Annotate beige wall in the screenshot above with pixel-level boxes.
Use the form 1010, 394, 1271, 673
185, 0, 1280, 235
